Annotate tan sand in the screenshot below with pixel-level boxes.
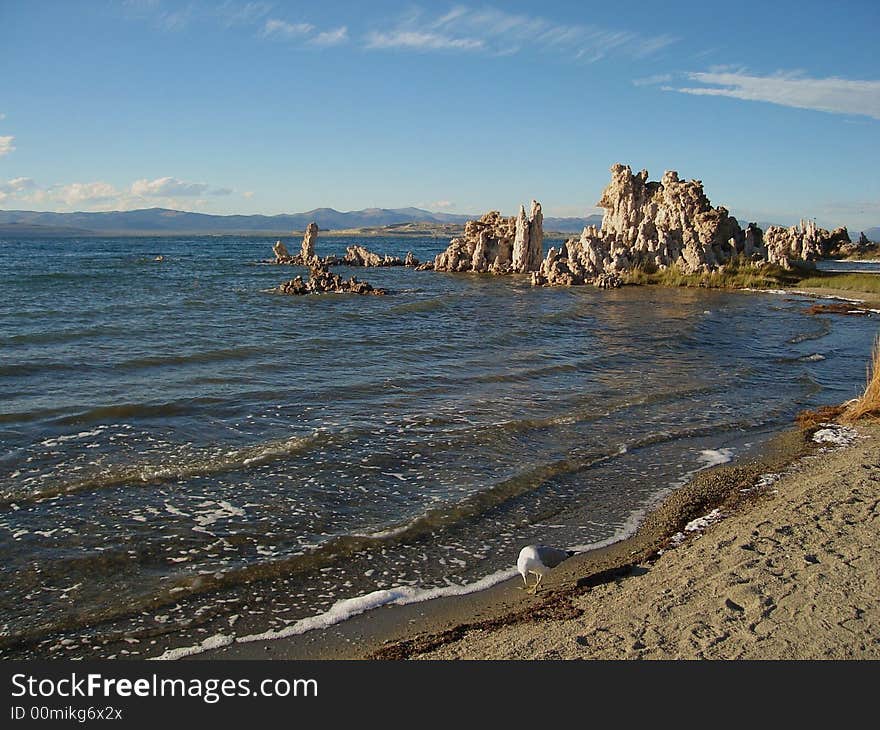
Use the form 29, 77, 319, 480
411, 425, 880, 659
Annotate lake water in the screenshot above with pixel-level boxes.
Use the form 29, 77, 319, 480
0, 235, 877, 658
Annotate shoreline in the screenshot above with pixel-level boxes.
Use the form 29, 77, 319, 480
198, 426, 824, 660
412, 422, 880, 659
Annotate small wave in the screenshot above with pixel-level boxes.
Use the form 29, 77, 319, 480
0, 432, 324, 504
113, 347, 265, 372
54, 398, 228, 426
387, 298, 448, 315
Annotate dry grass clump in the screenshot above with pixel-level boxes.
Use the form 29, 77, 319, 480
795, 405, 847, 429
841, 336, 880, 423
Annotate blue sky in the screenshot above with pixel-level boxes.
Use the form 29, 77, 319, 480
1, 0, 879, 230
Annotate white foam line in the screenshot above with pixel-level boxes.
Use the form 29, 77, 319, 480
152, 633, 234, 661
152, 568, 517, 660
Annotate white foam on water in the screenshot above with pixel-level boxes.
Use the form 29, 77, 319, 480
192, 500, 246, 527
40, 427, 107, 448
151, 633, 234, 661
697, 448, 735, 469
236, 568, 517, 645
154, 568, 517, 659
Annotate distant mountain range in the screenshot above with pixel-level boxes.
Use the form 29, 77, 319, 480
0, 207, 602, 237
2, 206, 874, 241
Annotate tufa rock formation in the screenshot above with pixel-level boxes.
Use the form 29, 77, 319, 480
272, 222, 339, 266
433, 201, 544, 274
271, 232, 419, 269
763, 219, 850, 269
300, 222, 319, 262
532, 163, 851, 286
343, 245, 419, 268
276, 262, 387, 296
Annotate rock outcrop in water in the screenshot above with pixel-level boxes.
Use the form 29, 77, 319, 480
433, 201, 544, 274
343, 245, 419, 268
301, 222, 319, 262
271, 233, 419, 269
272, 222, 339, 266
276, 262, 387, 296
531, 163, 852, 286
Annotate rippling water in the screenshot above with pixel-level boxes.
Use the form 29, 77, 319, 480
0, 235, 877, 657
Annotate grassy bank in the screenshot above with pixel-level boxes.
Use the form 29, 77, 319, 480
623, 259, 880, 301
622, 258, 802, 289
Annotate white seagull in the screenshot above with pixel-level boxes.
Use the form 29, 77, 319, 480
517, 544, 575, 594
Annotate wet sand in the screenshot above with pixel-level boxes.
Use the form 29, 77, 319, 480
200, 422, 880, 660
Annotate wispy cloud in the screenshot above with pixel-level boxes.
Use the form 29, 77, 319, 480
366, 6, 677, 61
262, 18, 315, 39
0, 136, 15, 157
215, 0, 272, 28
122, 0, 192, 31
311, 26, 349, 47
365, 30, 482, 52
663, 69, 880, 119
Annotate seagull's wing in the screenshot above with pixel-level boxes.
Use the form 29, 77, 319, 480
534, 545, 572, 569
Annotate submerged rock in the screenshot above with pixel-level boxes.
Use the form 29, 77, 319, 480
434, 202, 544, 274
276, 262, 387, 296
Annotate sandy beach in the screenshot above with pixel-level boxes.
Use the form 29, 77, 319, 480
408, 424, 880, 659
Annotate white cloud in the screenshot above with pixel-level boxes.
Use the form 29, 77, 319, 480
0, 175, 237, 211
311, 26, 349, 47
0, 135, 15, 157
263, 18, 315, 38
366, 6, 676, 61
242, 191, 255, 199
130, 176, 210, 197
0, 112, 6, 120
52, 182, 121, 207
0, 177, 37, 194
664, 69, 880, 119
429, 200, 454, 210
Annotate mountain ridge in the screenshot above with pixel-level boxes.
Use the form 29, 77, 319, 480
0, 206, 602, 236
